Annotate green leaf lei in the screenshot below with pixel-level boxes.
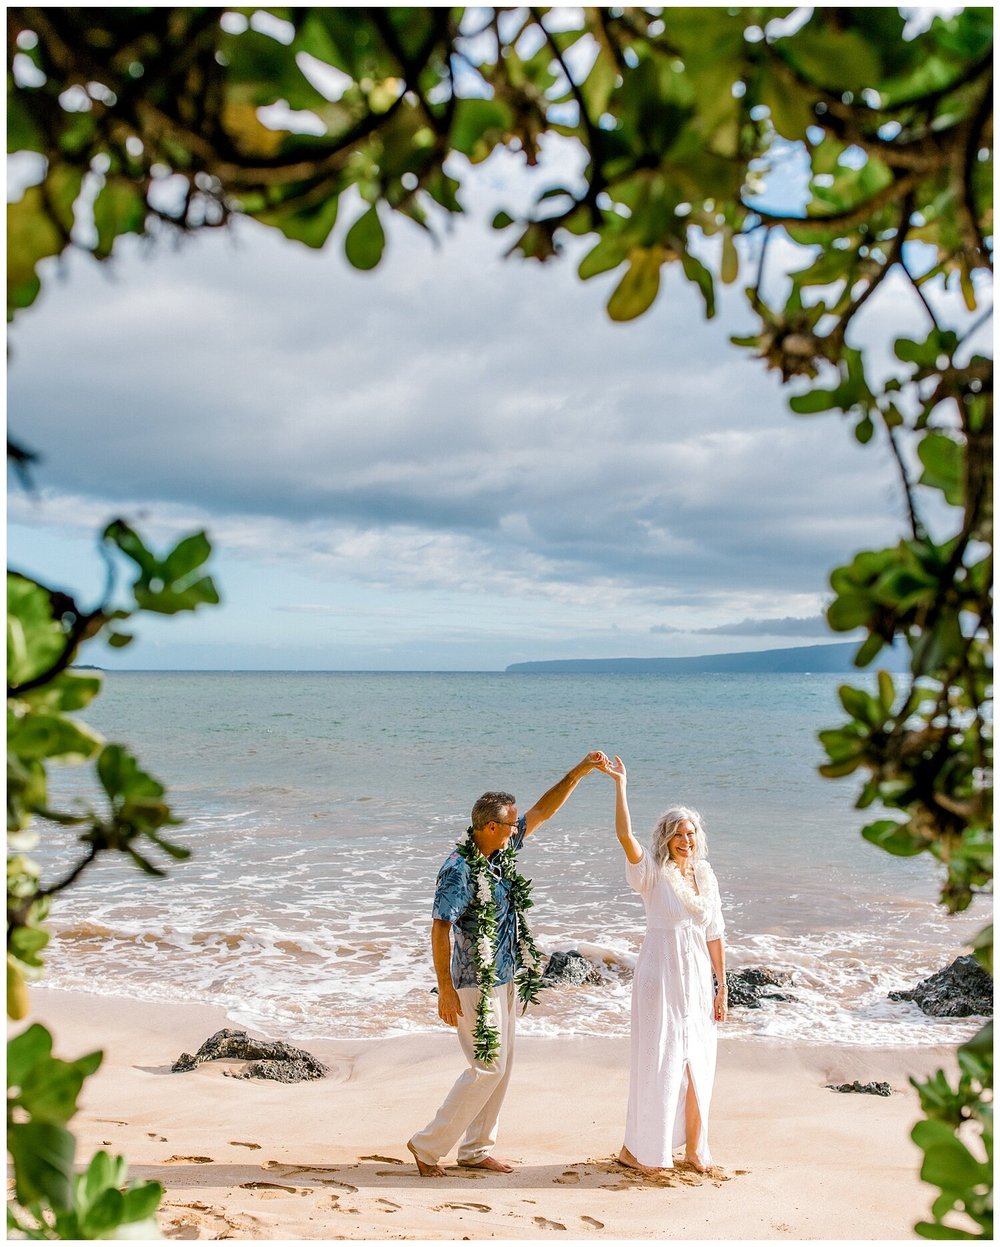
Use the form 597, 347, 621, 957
457, 828, 545, 1066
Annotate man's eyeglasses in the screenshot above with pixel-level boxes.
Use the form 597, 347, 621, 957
492, 820, 518, 831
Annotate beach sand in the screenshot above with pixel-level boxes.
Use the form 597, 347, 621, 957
14, 988, 953, 1241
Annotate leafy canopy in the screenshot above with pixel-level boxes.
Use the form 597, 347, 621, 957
7, 7, 993, 1239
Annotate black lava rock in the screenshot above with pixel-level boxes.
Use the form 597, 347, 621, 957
888, 956, 993, 1018
726, 967, 793, 1009
540, 950, 603, 987
172, 1028, 328, 1081
827, 1081, 893, 1096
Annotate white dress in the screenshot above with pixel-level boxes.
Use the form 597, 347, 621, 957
624, 850, 725, 1168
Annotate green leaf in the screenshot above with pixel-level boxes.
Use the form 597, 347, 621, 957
862, 819, 925, 857
914, 1222, 980, 1240
578, 236, 627, 281
121, 1181, 164, 1224
854, 633, 886, 667
607, 251, 662, 321
103, 521, 156, 576
917, 433, 964, 506
679, 249, 716, 319
759, 70, 816, 141
133, 576, 220, 614
7, 575, 69, 688
450, 97, 512, 162
784, 24, 883, 93
720, 232, 739, 285
81, 1150, 117, 1209
163, 532, 211, 582
7, 173, 81, 315
919, 1136, 991, 1194
21, 670, 103, 713
580, 46, 618, 117
838, 683, 879, 726
789, 388, 838, 415
80, 1186, 126, 1238
7, 711, 104, 763
7, 1023, 53, 1087
93, 179, 147, 260
854, 415, 874, 444
344, 205, 386, 271
97, 744, 166, 805
254, 190, 340, 249
8, 1121, 76, 1209
827, 595, 872, 632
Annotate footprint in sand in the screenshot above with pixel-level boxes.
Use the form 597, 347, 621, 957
238, 1181, 304, 1198
554, 1170, 580, 1185
360, 1154, 403, 1164
581, 1216, 605, 1229
163, 1155, 213, 1164
534, 1216, 567, 1230
146, 1133, 167, 1142
377, 1198, 401, 1211
229, 1140, 261, 1150
432, 1202, 492, 1213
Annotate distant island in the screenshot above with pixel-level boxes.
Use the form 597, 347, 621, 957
505, 641, 905, 675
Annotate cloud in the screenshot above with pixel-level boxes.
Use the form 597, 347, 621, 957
691, 614, 832, 637
8, 145, 921, 665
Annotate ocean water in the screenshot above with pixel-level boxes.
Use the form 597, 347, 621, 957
32, 671, 986, 1047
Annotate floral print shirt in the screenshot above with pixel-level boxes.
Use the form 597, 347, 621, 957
432, 817, 527, 989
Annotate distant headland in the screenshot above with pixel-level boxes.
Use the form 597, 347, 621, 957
505, 641, 904, 675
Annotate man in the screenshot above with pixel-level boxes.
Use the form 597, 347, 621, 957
407, 751, 609, 1177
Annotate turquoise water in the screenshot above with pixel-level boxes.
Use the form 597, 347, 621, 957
34, 671, 984, 1046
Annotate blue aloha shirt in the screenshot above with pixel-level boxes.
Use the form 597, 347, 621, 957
432, 817, 527, 989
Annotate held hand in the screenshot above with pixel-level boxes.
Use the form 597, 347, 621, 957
713, 986, 728, 1023
601, 754, 627, 783
438, 985, 463, 1028
582, 750, 610, 772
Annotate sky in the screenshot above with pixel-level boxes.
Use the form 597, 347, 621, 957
5, 74, 984, 670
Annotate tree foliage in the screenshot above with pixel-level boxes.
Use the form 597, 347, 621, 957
7, 6, 992, 1238
7, 523, 219, 1236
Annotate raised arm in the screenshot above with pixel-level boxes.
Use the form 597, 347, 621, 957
522, 751, 608, 837
603, 755, 643, 864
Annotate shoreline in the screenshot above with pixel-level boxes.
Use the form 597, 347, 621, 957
12, 986, 958, 1241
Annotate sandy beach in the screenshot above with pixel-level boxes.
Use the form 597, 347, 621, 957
13, 987, 955, 1241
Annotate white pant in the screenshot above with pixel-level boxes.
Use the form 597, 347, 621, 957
409, 981, 516, 1165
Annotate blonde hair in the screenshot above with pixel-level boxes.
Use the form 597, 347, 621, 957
651, 806, 708, 869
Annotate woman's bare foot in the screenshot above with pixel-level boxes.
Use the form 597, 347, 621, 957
682, 1153, 709, 1173
618, 1147, 667, 1174
407, 1140, 445, 1177
458, 1155, 514, 1173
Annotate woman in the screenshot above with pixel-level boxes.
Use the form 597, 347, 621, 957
602, 756, 727, 1173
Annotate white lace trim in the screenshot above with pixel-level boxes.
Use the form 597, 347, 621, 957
662, 860, 717, 924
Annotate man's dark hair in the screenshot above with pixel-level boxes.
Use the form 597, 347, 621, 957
471, 791, 516, 831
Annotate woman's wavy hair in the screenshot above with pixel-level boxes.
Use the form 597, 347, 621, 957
650, 806, 708, 869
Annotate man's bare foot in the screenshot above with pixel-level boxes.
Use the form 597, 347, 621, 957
682, 1153, 709, 1173
618, 1147, 667, 1174
458, 1155, 514, 1173
407, 1140, 445, 1177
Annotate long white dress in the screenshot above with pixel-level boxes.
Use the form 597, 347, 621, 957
624, 849, 725, 1168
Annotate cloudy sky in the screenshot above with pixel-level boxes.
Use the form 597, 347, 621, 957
5, 126, 966, 670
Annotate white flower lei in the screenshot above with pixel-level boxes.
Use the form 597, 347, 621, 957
457, 828, 544, 1065
662, 859, 717, 924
